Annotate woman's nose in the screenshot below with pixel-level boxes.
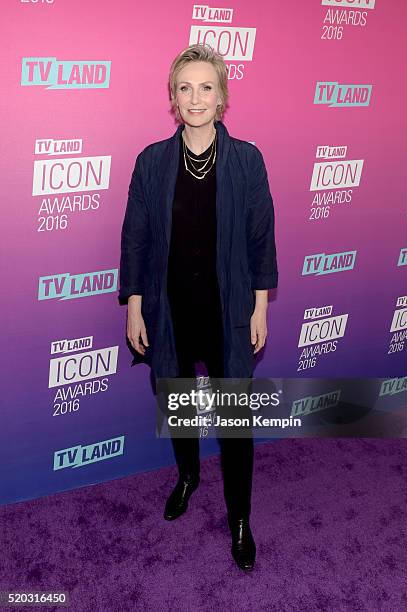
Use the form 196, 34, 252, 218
190, 88, 200, 104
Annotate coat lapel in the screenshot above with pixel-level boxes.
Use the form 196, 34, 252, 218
214, 121, 230, 300
159, 123, 182, 249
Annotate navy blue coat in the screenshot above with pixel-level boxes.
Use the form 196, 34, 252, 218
118, 120, 278, 380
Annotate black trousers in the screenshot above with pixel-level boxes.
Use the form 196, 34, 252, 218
166, 290, 254, 520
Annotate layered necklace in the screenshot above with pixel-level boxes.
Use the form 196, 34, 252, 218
182, 130, 217, 180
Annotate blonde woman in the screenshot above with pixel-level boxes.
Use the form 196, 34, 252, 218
119, 44, 278, 571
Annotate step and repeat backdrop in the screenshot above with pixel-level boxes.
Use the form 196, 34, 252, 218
1, 0, 406, 505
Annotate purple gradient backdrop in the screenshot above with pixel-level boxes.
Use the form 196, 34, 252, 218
1, 0, 406, 505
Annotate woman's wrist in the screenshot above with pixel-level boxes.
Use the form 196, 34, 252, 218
254, 289, 268, 312
128, 294, 142, 311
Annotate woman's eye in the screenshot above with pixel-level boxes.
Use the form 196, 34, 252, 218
179, 85, 212, 92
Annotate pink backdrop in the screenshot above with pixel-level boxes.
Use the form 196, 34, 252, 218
1, 0, 406, 505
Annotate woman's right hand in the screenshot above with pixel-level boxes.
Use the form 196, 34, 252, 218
127, 296, 149, 355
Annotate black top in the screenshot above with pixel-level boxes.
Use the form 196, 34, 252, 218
167, 133, 221, 309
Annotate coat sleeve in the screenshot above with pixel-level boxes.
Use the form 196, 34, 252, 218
118, 151, 150, 305
246, 146, 278, 290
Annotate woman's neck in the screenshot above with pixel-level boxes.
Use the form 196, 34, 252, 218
182, 122, 216, 155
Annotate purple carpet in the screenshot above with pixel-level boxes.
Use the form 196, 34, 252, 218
1, 439, 406, 611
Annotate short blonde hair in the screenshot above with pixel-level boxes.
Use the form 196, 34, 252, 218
169, 44, 229, 123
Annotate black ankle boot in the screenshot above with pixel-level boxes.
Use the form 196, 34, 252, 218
228, 515, 256, 571
163, 474, 200, 521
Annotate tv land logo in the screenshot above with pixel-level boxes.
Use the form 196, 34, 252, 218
314, 82, 372, 107
302, 250, 356, 276
192, 4, 233, 23
34, 138, 111, 231
53, 436, 124, 470
49, 336, 119, 415
321, 0, 375, 40
379, 377, 407, 397
35, 138, 83, 156
310, 145, 364, 219
298, 305, 348, 371
388, 296, 407, 355
291, 389, 341, 417
398, 248, 407, 267
38, 269, 118, 300
190, 4, 255, 79
21, 58, 111, 89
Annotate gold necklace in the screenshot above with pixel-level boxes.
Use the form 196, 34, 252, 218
182, 132, 217, 180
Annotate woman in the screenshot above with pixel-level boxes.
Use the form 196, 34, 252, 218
119, 44, 278, 571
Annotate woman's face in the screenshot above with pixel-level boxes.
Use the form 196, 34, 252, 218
174, 61, 222, 127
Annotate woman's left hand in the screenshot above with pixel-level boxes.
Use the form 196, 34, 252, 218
250, 307, 268, 353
